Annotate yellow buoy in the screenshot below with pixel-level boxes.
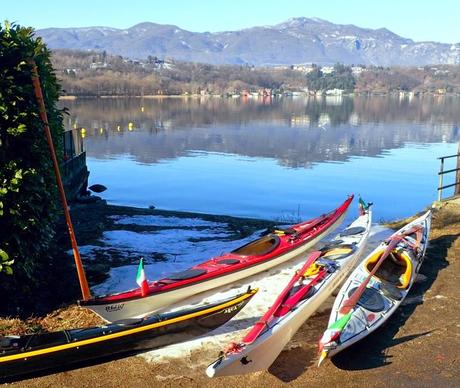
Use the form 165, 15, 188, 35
128, 122, 134, 131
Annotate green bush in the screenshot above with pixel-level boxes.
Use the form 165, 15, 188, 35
0, 22, 64, 280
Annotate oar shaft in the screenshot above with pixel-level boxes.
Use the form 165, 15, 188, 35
339, 238, 398, 314
242, 250, 322, 345
340, 225, 422, 315
29, 59, 91, 301
274, 267, 328, 317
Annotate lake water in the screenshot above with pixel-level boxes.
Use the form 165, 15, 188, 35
62, 95, 460, 223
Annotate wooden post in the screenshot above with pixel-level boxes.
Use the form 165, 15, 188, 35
29, 59, 91, 300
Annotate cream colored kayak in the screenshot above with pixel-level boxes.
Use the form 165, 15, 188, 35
318, 210, 432, 365
206, 199, 372, 377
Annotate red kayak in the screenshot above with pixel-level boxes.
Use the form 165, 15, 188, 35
80, 196, 353, 321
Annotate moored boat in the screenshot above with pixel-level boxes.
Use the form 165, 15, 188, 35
0, 288, 257, 381
206, 198, 372, 377
80, 196, 353, 321
317, 210, 432, 365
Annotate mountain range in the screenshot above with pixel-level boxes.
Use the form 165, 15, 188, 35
37, 17, 460, 66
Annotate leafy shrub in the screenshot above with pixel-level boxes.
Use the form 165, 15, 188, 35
0, 22, 64, 282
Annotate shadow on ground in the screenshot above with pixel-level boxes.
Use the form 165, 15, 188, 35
267, 311, 330, 382
267, 234, 453, 381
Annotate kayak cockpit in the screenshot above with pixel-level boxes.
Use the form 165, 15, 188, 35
303, 244, 356, 277
1, 335, 28, 355
0, 331, 70, 356
231, 235, 281, 257
365, 250, 412, 289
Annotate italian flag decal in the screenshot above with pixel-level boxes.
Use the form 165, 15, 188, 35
319, 312, 352, 349
329, 311, 353, 332
136, 257, 149, 297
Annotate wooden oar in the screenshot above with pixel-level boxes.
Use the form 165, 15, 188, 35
29, 59, 91, 300
339, 225, 421, 315
241, 250, 323, 346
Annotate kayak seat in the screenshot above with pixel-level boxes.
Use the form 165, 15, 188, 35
165, 268, 207, 281
320, 239, 344, 249
231, 235, 281, 257
340, 226, 366, 237
272, 227, 298, 236
366, 250, 412, 289
320, 244, 356, 260
217, 258, 241, 265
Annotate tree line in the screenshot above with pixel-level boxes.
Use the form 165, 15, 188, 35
51, 49, 460, 96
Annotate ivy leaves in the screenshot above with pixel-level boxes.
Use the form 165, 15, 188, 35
0, 249, 14, 275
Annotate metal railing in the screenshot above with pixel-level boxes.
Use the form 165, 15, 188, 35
437, 153, 460, 201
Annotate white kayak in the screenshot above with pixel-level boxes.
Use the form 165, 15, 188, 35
317, 210, 432, 365
206, 198, 373, 377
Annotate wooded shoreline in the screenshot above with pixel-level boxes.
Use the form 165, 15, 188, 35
52, 49, 460, 97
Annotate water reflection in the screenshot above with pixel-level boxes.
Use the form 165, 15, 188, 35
61, 95, 460, 168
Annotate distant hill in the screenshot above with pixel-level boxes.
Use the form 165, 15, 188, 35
37, 17, 460, 66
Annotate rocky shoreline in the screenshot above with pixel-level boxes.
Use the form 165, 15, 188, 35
68, 200, 278, 287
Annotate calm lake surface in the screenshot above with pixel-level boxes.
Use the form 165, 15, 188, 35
62, 95, 460, 222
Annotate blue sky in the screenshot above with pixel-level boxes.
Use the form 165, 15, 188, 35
2, 0, 460, 43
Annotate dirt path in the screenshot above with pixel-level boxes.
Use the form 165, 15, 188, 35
4, 200, 460, 387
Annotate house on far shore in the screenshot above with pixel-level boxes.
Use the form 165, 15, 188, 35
320, 66, 335, 74
292, 64, 315, 73
61, 128, 89, 202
